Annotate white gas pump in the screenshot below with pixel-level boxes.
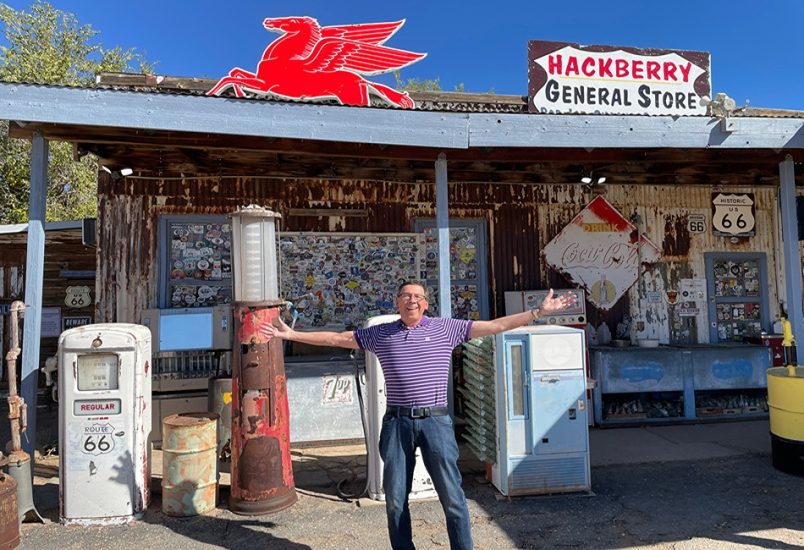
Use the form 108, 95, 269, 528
364, 314, 437, 501
57, 324, 152, 525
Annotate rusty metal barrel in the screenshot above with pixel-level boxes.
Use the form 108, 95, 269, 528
0, 472, 19, 549
161, 413, 219, 516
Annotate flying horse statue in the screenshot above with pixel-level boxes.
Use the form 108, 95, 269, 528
207, 17, 426, 109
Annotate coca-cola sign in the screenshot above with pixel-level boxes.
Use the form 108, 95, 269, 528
543, 197, 661, 311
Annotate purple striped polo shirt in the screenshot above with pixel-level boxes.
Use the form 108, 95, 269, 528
354, 316, 473, 407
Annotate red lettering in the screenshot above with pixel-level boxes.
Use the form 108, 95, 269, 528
663, 62, 678, 81
646, 61, 660, 80
678, 62, 692, 83
581, 57, 595, 77
631, 60, 644, 80
548, 54, 563, 75
598, 58, 613, 78
615, 59, 629, 78
565, 56, 579, 76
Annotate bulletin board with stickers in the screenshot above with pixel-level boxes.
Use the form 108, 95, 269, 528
160, 217, 481, 330
165, 220, 233, 308
414, 220, 489, 321
705, 253, 769, 343
279, 232, 427, 330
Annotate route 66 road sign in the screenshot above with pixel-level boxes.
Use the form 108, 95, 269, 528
711, 193, 755, 237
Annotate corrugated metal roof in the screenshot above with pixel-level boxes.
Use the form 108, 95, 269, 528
91, 72, 804, 118
0, 220, 84, 235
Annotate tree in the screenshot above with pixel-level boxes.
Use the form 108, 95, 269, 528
393, 71, 466, 93
0, 1, 153, 223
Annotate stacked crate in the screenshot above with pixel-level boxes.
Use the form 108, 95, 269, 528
460, 336, 496, 463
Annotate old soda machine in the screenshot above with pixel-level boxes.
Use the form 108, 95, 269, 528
364, 314, 437, 501
57, 323, 152, 524
492, 325, 591, 496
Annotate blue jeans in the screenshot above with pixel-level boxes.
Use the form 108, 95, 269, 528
378, 411, 473, 550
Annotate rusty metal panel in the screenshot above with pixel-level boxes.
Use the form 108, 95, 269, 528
97, 171, 786, 345
0, 473, 19, 549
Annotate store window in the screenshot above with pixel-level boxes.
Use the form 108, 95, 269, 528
705, 252, 770, 342
158, 216, 233, 308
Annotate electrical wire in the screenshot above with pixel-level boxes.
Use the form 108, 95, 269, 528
335, 350, 370, 501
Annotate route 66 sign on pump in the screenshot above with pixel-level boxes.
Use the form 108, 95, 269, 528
711, 193, 755, 237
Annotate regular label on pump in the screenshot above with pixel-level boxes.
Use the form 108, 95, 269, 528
73, 399, 121, 416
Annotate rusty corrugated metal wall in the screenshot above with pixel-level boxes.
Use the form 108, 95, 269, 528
97, 172, 784, 344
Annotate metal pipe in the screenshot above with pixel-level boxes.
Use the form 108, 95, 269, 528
5, 301, 26, 457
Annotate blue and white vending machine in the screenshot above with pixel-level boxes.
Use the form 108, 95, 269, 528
492, 325, 590, 496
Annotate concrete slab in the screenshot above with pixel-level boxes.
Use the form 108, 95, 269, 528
590, 419, 772, 466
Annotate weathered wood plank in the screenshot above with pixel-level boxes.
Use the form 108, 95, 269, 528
469, 113, 804, 149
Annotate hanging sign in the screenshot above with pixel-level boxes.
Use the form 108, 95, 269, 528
528, 41, 711, 115
711, 193, 755, 237
543, 197, 661, 311
208, 17, 426, 108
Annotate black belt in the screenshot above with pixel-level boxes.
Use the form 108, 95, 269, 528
386, 405, 449, 418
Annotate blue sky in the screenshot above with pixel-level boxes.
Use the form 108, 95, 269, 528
4, 0, 804, 109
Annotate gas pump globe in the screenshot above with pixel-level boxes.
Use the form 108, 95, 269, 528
231, 205, 280, 302
229, 205, 297, 514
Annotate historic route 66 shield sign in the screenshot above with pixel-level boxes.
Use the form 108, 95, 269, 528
65, 285, 92, 308
711, 193, 755, 237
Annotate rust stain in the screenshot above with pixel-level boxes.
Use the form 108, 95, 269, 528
662, 213, 691, 258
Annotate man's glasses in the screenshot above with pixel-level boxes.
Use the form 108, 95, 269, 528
397, 292, 428, 302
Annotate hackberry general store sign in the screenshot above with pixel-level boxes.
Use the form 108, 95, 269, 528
543, 196, 661, 311
528, 41, 711, 115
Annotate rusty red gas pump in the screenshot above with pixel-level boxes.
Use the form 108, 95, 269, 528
228, 206, 297, 514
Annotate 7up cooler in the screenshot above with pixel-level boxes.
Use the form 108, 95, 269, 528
58, 324, 152, 525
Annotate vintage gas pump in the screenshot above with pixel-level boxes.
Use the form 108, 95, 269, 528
228, 205, 297, 514
57, 323, 152, 525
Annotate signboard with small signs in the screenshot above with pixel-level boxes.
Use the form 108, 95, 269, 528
711, 193, 755, 237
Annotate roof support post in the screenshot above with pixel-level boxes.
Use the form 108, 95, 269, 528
20, 131, 48, 456
435, 153, 451, 318
778, 155, 803, 345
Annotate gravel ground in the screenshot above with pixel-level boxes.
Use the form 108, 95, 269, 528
13, 444, 804, 550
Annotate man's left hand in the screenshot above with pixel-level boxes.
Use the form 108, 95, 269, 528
539, 289, 578, 314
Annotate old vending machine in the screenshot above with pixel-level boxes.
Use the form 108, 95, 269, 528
492, 325, 590, 496
364, 314, 437, 501
58, 324, 152, 525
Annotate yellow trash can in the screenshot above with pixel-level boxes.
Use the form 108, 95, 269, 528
767, 365, 804, 475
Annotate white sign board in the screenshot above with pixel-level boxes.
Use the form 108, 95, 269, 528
712, 193, 755, 237
543, 197, 661, 311
529, 41, 711, 115
687, 214, 707, 234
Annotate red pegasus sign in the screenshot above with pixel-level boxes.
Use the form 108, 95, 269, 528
207, 17, 426, 109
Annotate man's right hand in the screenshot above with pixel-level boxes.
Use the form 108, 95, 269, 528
262, 315, 293, 341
